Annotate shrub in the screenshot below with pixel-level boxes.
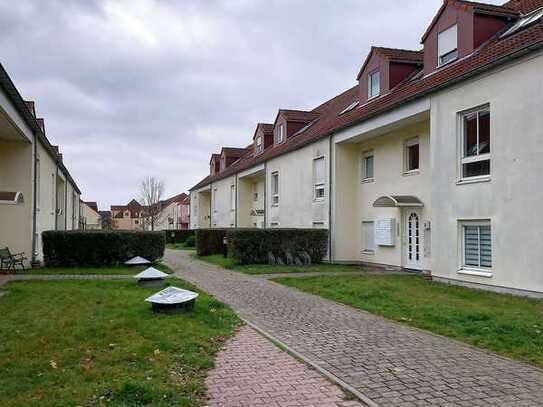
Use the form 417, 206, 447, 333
185, 235, 196, 247
226, 228, 328, 265
42, 230, 165, 267
195, 229, 227, 256
164, 229, 195, 244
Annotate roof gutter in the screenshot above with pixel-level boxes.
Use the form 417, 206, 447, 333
190, 38, 543, 191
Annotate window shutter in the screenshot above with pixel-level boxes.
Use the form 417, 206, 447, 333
479, 226, 492, 268
314, 157, 325, 184
464, 226, 480, 267
438, 24, 457, 57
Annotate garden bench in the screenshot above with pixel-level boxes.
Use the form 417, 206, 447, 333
0, 247, 27, 273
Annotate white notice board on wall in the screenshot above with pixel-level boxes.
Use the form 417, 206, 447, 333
375, 218, 396, 246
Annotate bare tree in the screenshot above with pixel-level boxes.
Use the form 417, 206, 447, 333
140, 176, 165, 231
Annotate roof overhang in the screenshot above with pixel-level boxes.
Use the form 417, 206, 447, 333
373, 195, 424, 208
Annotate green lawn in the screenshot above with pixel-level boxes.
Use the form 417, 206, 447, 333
166, 243, 195, 251
196, 254, 365, 275
23, 263, 173, 276
274, 274, 543, 368
0, 278, 240, 407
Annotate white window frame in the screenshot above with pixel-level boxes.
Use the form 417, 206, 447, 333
313, 156, 326, 201
404, 137, 420, 174
438, 24, 458, 66
271, 172, 279, 206
459, 106, 491, 182
230, 184, 236, 211
213, 188, 218, 213
361, 220, 376, 254
255, 136, 263, 154
276, 124, 285, 144
367, 70, 380, 100
36, 154, 40, 210
361, 150, 374, 182
458, 219, 492, 277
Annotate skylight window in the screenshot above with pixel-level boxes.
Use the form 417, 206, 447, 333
501, 8, 543, 38
339, 100, 359, 115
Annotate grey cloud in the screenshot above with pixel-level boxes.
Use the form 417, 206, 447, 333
0, 0, 503, 208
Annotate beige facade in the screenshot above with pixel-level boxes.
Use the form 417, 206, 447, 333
111, 200, 145, 230
80, 201, 101, 230
155, 193, 190, 231
189, 2, 543, 296
0, 66, 81, 266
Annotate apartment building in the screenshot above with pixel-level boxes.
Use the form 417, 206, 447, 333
110, 199, 145, 230
80, 201, 101, 230
0, 64, 81, 266
190, 0, 543, 296
155, 192, 191, 231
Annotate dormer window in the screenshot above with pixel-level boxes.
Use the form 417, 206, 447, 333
438, 24, 458, 66
255, 136, 263, 154
276, 124, 285, 144
368, 70, 380, 99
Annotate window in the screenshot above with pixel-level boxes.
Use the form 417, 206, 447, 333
405, 137, 420, 172
368, 71, 380, 99
230, 185, 236, 211
339, 100, 359, 115
255, 136, 263, 154
36, 155, 40, 210
213, 188, 218, 212
362, 221, 375, 253
438, 24, 458, 66
276, 124, 285, 144
253, 192, 258, 202
462, 221, 492, 270
461, 108, 490, 179
271, 172, 279, 205
51, 173, 55, 212
361, 151, 374, 181
135, 220, 139, 225
313, 157, 325, 200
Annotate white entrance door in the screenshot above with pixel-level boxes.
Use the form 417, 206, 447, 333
404, 209, 423, 270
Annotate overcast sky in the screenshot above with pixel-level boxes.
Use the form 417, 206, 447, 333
0, 0, 503, 209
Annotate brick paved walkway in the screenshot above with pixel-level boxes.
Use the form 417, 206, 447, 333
166, 250, 543, 407
206, 326, 363, 407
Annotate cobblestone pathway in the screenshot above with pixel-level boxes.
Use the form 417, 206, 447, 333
206, 326, 363, 407
166, 249, 543, 407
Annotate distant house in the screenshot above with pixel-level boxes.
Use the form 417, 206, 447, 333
190, 0, 543, 297
0, 63, 81, 267
155, 192, 190, 231
80, 201, 101, 230
110, 199, 145, 230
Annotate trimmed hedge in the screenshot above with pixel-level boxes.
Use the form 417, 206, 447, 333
164, 229, 195, 244
227, 228, 328, 265
195, 229, 227, 256
42, 230, 165, 267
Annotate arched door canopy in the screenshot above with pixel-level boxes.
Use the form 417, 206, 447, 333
373, 195, 423, 208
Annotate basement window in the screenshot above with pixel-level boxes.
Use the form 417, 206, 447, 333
460, 220, 492, 273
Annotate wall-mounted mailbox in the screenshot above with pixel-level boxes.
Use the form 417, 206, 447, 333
375, 218, 396, 247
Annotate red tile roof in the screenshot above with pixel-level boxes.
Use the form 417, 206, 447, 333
191, 1, 543, 191
358, 47, 423, 80
160, 192, 188, 207
504, 0, 543, 13
83, 201, 98, 212
421, 0, 519, 43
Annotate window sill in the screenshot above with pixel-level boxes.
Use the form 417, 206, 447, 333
361, 178, 375, 184
456, 176, 491, 186
271, 204, 279, 208
458, 268, 493, 278
361, 250, 375, 256
403, 170, 420, 177
313, 198, 325, 203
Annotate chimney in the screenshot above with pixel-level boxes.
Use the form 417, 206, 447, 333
36, 118, 46, 134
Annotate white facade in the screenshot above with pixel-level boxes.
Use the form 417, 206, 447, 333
0, 69, 81, 266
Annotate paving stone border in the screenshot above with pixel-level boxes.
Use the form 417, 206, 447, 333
166, 249, 543, 407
